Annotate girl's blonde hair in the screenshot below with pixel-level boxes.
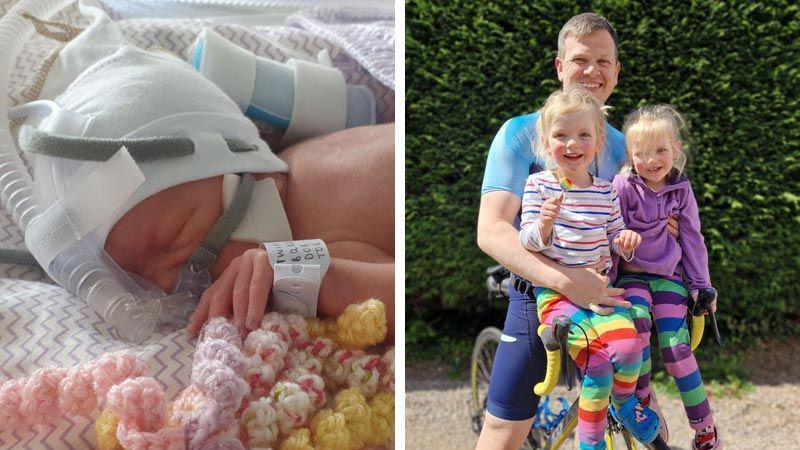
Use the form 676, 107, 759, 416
622, 104, 689, 175
534, 88, 607, 170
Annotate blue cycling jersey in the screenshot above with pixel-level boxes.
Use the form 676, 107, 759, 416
481, 112, 627, 198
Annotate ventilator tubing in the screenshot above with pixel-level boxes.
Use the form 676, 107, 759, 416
0, 0, 160, 342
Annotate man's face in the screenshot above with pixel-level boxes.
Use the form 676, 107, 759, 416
555, 30, 620, 105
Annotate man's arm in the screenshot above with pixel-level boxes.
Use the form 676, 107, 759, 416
477, 191, 628, 313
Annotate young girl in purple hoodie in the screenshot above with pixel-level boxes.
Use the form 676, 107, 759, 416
611, 105, 721, 450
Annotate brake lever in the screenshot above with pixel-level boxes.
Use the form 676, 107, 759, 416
707, 309, 724, 347
552, 316, 573, 391
695, 289, 724, 348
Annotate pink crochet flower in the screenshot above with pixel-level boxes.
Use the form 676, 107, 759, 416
0, 379, 24, 429
271, 381, 312, 434
380, 348, 395, 392
244, 329, 289, 369
59, 367, 98, 416
347, 354, 382, 397
300, 337, 336, 359
285, 348, 323, 375
201, 317, 242, 348
91, 351, 148, 398
198, 435, 244, 450
194, 338, 247, 377
116, 421, 185, 450
245, 358, 281, 399
20, 367, 69, 426
259, 313, 292, 342
324, 349, 364, 388
295, 371, 326, 409
107, 377, 169, 431
194, 362, 249, 413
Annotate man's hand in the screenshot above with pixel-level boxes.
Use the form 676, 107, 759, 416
614, 230, 642, 256
667, 215, 680, 239
560, 265, 630, 315
538, 193, 563, 243
187, 248, 273, 336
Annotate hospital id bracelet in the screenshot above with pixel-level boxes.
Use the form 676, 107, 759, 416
261, 239, 330, 317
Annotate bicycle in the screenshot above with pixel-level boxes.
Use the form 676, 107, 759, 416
469, 265, 721, 450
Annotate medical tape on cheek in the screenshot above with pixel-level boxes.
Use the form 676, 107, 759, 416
25, 147, 144, 272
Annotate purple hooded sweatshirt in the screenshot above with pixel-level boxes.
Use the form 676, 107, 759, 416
610, 172, 712, 291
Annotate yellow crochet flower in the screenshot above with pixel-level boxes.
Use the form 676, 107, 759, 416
307, 318, 339, 340
95, 408, 122, 450
312, 409, 351, 450
368, 392, 394, 445
335, 388, 372, 449
280, 428, 314, 450
336, 299, 387, 349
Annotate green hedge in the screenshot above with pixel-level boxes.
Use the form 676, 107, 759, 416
406, 1, 800, 346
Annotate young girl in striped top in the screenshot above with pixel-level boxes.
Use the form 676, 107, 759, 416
518, 88, 660, 450
612, 105, 721, 450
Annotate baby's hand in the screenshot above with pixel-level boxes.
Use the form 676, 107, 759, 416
187, 248, 273, 336
614, 230, 642, 256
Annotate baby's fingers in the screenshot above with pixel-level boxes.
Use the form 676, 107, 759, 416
246, 250, 272, 330
208, 286, 234, 322
190, 260, 239, 335
187, 293, 211, 336
232, 253, 254, 330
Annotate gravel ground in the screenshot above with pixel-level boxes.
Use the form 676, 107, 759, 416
406, 339, 800, 450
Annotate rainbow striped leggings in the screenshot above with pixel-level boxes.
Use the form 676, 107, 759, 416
617, 274, 714, 430
535, 287, 642, 450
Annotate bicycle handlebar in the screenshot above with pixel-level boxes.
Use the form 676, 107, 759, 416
689, 288, 724, 350
534, 315, 572, 395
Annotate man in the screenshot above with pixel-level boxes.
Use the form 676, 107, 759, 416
475, 13, 674, 449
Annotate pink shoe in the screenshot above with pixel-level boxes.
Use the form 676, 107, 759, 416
692, 427, 722, 450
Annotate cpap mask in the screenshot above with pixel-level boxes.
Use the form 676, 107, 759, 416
4, 43, 287, 342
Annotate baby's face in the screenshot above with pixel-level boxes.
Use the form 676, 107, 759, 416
544, 111, 600, 177
630, 135, 680, 187
104, 177, 224, 293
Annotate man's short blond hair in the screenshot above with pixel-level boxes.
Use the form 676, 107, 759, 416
557, 13, 618, 59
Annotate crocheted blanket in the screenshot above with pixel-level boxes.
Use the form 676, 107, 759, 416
0, 1, 394, 448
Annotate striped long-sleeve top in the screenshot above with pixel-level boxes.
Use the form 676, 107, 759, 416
519, 171, 632, 272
